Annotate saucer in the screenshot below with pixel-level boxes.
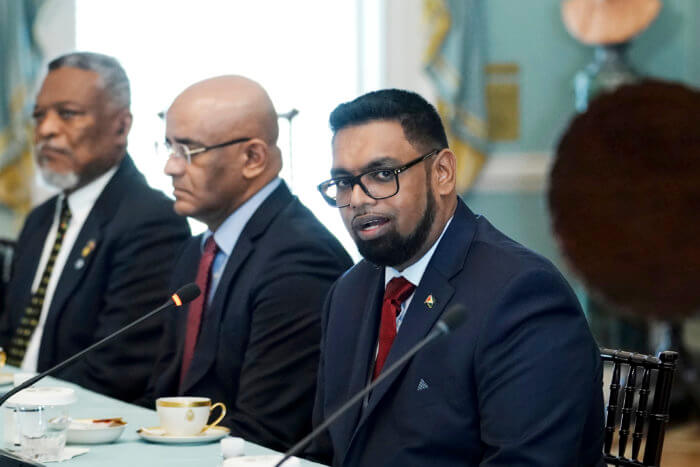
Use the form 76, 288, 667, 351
0, 373, 13, 386
223, 455, 301, 466
137, 426, 230, 444
67, 418, 127, 444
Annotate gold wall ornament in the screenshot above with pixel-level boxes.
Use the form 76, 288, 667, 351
485, 63, 520, 142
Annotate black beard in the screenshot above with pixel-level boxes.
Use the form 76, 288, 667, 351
354, 191, 436, 268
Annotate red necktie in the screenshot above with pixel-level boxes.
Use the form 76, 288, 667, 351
180, 236, 218, 386
373, 276, 415, 380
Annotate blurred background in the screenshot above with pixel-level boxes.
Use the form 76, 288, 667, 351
2, 0, 700, 461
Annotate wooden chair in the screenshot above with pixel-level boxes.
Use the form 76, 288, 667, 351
601, 347, 679, 466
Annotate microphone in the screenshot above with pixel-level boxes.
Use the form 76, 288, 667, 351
0, 283, 200, 407
274, 304, 468, 467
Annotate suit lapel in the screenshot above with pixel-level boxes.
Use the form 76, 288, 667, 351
180, 234, 253, 393
160, 240, 200, 391
344, 200, 477, 457
11, 203, 55, 313
40, 157, 139, 367
180, 181, 295, 393
335, 265, 384, 451
45, 222, 102, 329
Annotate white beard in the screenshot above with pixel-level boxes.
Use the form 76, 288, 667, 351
38, 164, 79, 191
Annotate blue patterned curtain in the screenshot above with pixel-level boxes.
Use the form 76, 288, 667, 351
424, 0, 488, 192
0, 0, 45, 222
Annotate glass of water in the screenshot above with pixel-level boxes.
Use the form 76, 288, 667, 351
6, 387, 76, 462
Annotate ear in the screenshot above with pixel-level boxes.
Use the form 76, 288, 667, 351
240, 140, 268, 180
114, 110, 132, 145
432, 149, 456, 196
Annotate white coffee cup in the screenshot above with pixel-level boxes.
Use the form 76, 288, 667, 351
156, 397, 226, 436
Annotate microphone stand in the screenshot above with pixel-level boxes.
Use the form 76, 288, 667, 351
275, 322, 452, 467
0, 285, 199, 466
0, 297, 178, 407
277, 108, 299, 189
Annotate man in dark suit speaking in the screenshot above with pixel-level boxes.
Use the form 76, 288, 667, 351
146, 76, 353, 452
310, 89, 604, 466
0, 52, 190, 402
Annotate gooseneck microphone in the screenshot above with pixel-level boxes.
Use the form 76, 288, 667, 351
0, 283, 200, 407
274, 304, 468, 467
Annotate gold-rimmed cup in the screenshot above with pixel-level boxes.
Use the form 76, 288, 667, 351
155, 397, 226, 436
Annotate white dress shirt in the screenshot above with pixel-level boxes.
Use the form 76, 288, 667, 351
22, 167, 117, 371
202, 178, 281, 304
383, 216, 453, 332
365, 215, 454, 406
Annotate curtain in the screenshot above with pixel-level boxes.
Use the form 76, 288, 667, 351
0, 0, 45, 230
424, 0, 488, 192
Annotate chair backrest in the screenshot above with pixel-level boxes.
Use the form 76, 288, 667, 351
601, 347, 678, 466
0, 239, 15, 312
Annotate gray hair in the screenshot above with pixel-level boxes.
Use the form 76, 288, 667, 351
48, 52, 130, 109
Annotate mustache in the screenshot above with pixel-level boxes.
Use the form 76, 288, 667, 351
35, 141, 72, 157
351, 212, 392, 230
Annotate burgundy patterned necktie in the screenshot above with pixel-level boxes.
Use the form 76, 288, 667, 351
180, 236, 218, 386
373, 276, 415, 380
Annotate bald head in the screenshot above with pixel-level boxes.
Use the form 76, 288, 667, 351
164, 76, 283, 230
170, 75, 279, 146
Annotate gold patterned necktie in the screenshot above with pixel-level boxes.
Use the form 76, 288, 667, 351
7, 197, 72, 367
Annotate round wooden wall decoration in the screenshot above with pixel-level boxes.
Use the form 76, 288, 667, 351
548, 80, 700, 319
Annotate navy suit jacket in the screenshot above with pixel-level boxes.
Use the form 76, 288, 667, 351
146, 182, 353, 452
0, 155, 190, 402
311, 200, 604, 466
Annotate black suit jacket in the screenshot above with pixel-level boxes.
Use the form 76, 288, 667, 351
0, 156, 190, 402
146, 182, 353, 452
311, 200, 604, 466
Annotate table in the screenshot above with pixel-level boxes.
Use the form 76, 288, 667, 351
0, 372, 326, 467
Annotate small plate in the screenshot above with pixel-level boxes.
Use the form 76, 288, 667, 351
223, 455, 301, 466
137, 426, 230, 444
67, 418, 127, 444
0, 373, 13, 386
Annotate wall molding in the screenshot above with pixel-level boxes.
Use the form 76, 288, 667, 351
470, 152, 553, 193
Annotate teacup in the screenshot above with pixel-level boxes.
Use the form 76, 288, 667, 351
156, 397, 226, 436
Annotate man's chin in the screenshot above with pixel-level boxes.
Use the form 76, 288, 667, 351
172, 200, 202, 220
38, 166, 79, 191
355, 235, 405, 267
172, 200, 192, 217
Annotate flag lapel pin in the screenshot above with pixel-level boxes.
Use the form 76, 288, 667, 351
81, 239, 97, 258
424, 294, 435, 309
76, 239, 97, 269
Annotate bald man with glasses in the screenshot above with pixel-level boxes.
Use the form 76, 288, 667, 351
144, 76, 353, 453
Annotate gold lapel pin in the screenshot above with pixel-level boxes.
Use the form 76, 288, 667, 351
81, 239, 97, 258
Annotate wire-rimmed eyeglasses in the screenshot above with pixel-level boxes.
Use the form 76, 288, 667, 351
156, 137, 252, 165
317, 148, 441, 208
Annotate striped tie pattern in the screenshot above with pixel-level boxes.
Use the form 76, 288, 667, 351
7, 198, 72, 367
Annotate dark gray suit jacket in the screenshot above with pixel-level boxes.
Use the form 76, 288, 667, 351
146, 182, 353, 453
1, 155, 190, 402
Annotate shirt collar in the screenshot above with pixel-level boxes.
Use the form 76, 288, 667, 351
384, 216, 454, 288
63, 165, 119, 216
202, 178, 281, 255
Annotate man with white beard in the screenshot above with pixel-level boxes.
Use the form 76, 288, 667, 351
0, 52, 189, 402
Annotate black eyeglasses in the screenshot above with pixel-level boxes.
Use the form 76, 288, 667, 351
318, 149, 441, 208
157, 137, 252, 164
